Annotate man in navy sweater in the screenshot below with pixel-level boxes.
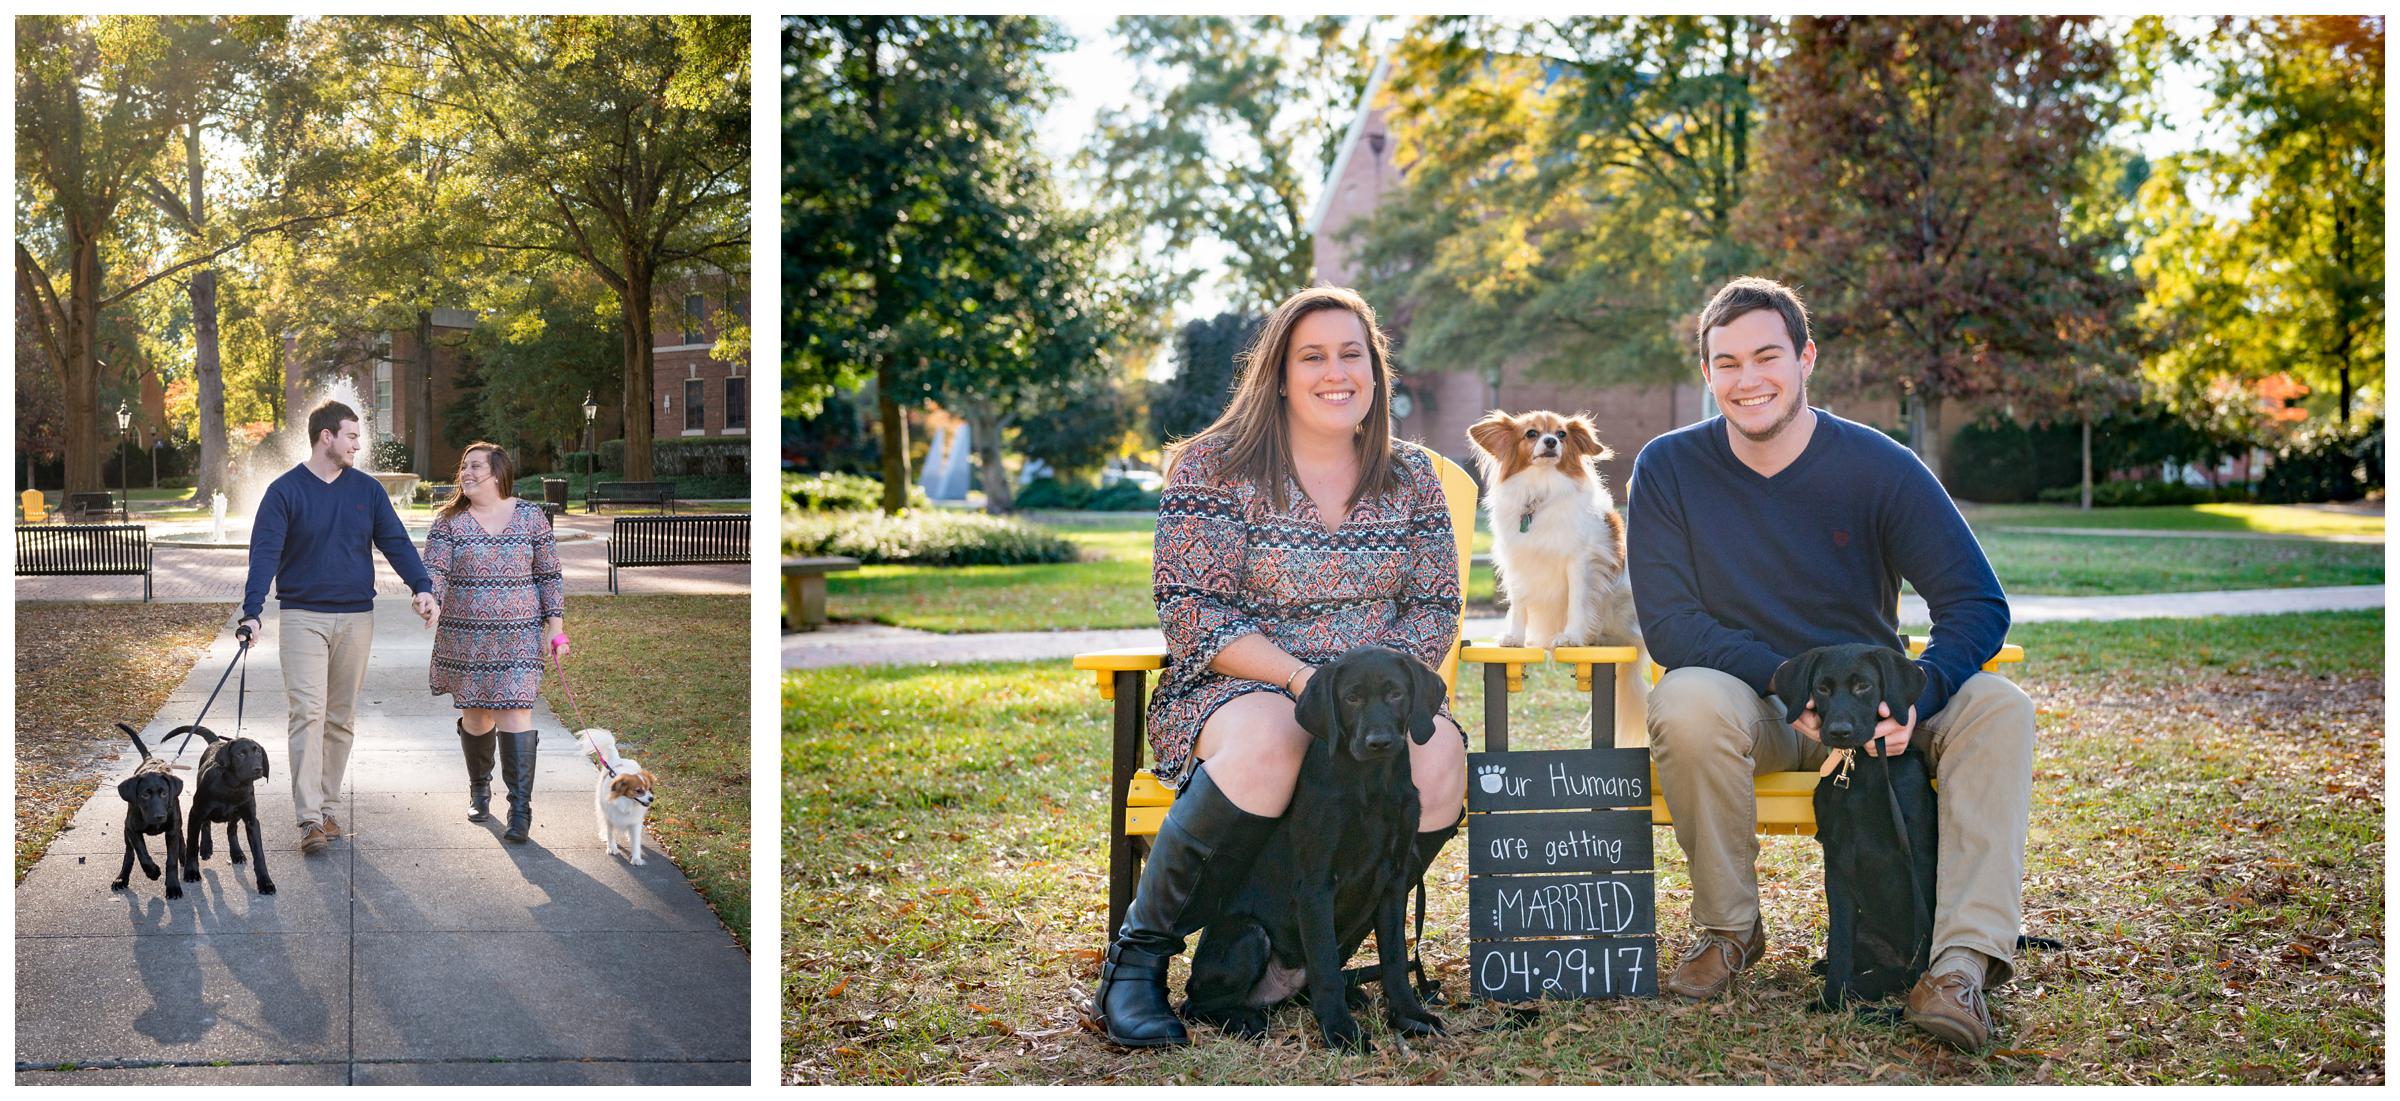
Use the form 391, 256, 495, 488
1626, 277, 2035, 1051
238, 401, 440, 856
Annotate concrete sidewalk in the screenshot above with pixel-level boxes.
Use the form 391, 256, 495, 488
16, 601, 749, 1085
783, 584, 2388, 670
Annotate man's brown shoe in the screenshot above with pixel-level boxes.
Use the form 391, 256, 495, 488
299, 822, 329, 856
1905, 969, 1994, 1051
321, 813, 342, 840
1664, 918, 1766, 999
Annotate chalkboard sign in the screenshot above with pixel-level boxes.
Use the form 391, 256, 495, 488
1465, 668, 1656, 1002
1470, 873, 1656, 939
1466, 747, 1651, 813
1471, 938, 1658, 1000
1467, 808, 1652, 875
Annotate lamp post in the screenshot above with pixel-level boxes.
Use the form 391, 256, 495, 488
114, 402, 131, 504
581, 391, 598, 475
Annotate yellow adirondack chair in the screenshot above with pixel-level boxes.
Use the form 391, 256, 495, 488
20, 489, 49, 524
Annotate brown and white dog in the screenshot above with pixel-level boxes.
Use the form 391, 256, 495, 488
1467, 410, 1645, 652
578, 728, 656, 865
1467, 410, 1652, 736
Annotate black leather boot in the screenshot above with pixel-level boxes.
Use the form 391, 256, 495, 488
1092, 765, 1279, 1048
1411, 817, 1461, 885
458, 720, 496, 823
496, 729, 539, 843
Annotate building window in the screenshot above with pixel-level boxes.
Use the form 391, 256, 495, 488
373, 362, 394, 437
683, 293, 704, 344
683, 378, 706, 434
729, 293, 746, 323
725, 376, 747, 433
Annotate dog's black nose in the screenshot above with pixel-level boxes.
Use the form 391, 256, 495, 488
1823, 723, 1856, 742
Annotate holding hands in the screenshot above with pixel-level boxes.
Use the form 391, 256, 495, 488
413, 591, 440, 627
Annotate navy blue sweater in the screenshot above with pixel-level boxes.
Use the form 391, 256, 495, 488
242, 464, 433, 621
1625, 410, 2011, 722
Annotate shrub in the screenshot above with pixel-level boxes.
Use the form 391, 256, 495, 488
784, 508, 1078, 566
2033, 480, 2255, 508
2258, 418, 2384, 504
600, 438, 625, 474
654, 437, 750, 477
369, 437, 414, 472
788, 471, 926, 512
1945, 419, 2083, 503
1016, 476, 1160, 512
561, 450, 600, 476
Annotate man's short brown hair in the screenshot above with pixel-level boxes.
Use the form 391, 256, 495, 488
307, 401, 359, 447
1697, 277, 1811, 365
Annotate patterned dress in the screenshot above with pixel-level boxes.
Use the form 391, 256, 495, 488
1145, 436, 1463, 790
425, 499, 566, 710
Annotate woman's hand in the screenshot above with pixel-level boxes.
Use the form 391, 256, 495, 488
546, 618, 568, 660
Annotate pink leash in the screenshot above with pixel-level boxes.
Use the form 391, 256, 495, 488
552, 647, 618, 779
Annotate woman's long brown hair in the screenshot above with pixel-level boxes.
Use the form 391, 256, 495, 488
1163, 284, 1400, 513
439, 442, 516, 521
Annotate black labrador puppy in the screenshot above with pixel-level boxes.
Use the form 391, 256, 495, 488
1183, 645, 1448, 1053
177, 724, 275, 895
1774, 643, 1934, 1010
111, 724, 186, 899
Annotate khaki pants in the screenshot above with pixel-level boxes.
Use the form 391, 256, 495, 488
280, 609, 375, 828
1648, 666, 2036, 986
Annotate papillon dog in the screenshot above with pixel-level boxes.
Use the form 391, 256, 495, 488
1467, 409, 1652, 739
578, 728, 656, 865
1466, 409, 1645, 653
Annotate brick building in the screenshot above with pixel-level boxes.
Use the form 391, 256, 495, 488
652, 269, 752, 443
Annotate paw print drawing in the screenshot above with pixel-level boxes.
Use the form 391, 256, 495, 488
1477, 764, 1509, 794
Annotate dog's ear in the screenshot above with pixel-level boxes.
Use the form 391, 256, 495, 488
259, 750, 270, 781
1406, 653, 1446, 744
1872, 648, 1929, 723
1564, 414, 1613, 464
1465, 411, 1517, 463
118, 777, 139, 801
1292, 660, 1342, 743
166, 774, 183, 798
1772, 649, 1820, 724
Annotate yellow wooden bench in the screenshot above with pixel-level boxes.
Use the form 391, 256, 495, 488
1073, 450, 2027, 935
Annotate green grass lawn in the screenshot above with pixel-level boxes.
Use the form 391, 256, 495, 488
782, 609, 2383, 1084
824, 506, 2377, 634
1967, 531, 2383, 596
546, 594, 751, 946
1966, 502, 2383, 538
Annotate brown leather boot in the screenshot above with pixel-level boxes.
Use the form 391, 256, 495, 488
1664, 917, 1765, 999
1904, 969, 1994, 1051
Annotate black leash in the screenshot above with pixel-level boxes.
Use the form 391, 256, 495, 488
172, 623, 253, 762
1877, 736, 1935, 976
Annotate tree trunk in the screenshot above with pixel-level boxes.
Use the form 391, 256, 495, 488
190, 268, 229, 500
1914, 392, 1946, 490
968, 405, 1013, 513
2079, 413, 2093, 511
62, 237, 104, 494
877, 364, 909, 514
620, 262, 657, 482
413, 308, 435, 474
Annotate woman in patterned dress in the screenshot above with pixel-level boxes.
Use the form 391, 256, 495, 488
1093, 285, 1468, 1047
424, 442, 567, 844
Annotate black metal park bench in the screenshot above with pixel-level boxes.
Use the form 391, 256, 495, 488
606, 515, 748, 594
17, 523, 154, 601
63, 492, 128, 523
588, 481, 677, 515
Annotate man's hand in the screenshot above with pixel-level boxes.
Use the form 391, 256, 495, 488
237, 618, 262, 646
413, 591, 440, 627
1793, 700, 1919, 756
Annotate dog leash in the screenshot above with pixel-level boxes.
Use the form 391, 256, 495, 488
551, 646, 620, 779
1873, 736, 1936, 978
173, 625, 252, 762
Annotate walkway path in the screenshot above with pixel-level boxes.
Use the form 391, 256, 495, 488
783, 584, 2387, 670
16, 601, 748, 1084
